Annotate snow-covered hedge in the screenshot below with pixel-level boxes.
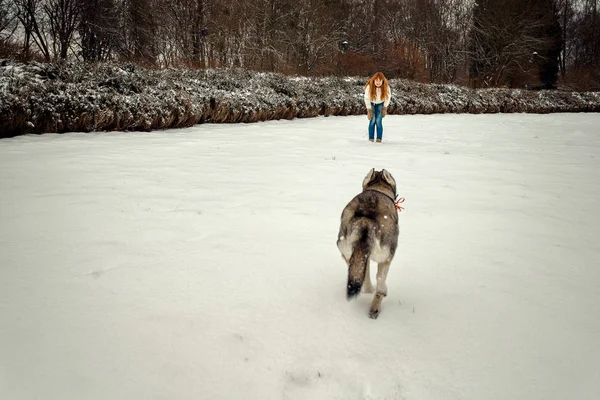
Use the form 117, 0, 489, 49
1, 59, 599, 137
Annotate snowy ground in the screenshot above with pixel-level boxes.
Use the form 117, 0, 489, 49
1, 113, 599, 400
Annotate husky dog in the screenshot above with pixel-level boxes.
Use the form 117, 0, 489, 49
337, 168, 399, 319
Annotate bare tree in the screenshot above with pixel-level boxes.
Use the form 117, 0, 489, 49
13, 0, 51, 60
538, 0, 562, 88
3, 0, 596, 89
118, 0, 157, 62
242, 0, 294, 71
469, 0, 561, 87
556, 0, 576, 75
279, 0, 344, 74
1, 0, 17, 35
573, 0, 599, 66
43, 0, 79, 59
78, 0, 118, 61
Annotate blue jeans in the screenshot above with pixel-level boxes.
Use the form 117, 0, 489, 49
368, 103, 383, 140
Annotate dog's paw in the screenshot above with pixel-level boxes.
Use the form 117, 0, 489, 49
368, 308, 380, 319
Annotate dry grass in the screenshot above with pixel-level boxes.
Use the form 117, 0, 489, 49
1, 61, 599, 138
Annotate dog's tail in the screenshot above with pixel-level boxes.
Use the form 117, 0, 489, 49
347, 219, 373, 300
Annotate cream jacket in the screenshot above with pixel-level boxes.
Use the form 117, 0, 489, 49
364, 86, 391, 109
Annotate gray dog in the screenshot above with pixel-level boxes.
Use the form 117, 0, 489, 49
337, 169, 399, 319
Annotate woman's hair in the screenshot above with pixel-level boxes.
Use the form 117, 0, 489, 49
364, 72, 389, 102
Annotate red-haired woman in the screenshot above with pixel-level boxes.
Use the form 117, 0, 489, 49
364, 72, 391, 143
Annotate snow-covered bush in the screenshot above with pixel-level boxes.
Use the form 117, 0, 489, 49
1, 59, 599, 137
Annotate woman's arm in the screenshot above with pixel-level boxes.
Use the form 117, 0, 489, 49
364, 86, 372, 109
384, 86, 391, 107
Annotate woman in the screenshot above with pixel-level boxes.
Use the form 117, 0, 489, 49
364, 72, 391, 143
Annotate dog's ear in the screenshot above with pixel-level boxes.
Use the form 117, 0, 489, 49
382, 169, 396, 188
362, 168, 376, 188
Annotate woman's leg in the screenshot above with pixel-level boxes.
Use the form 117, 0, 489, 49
368, 103, 376, 141
375, 104, 384, 141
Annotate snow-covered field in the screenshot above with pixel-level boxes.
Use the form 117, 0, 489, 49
1, 113, 599, 400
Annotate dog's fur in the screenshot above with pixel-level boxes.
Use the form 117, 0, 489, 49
337, 169, 399, 319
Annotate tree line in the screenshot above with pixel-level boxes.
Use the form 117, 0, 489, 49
1, 0, 599, 89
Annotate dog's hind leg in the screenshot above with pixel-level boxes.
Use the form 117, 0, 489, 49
375, 261, 390, 296
369, 261, 390, 319
362, 262, 374, 293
